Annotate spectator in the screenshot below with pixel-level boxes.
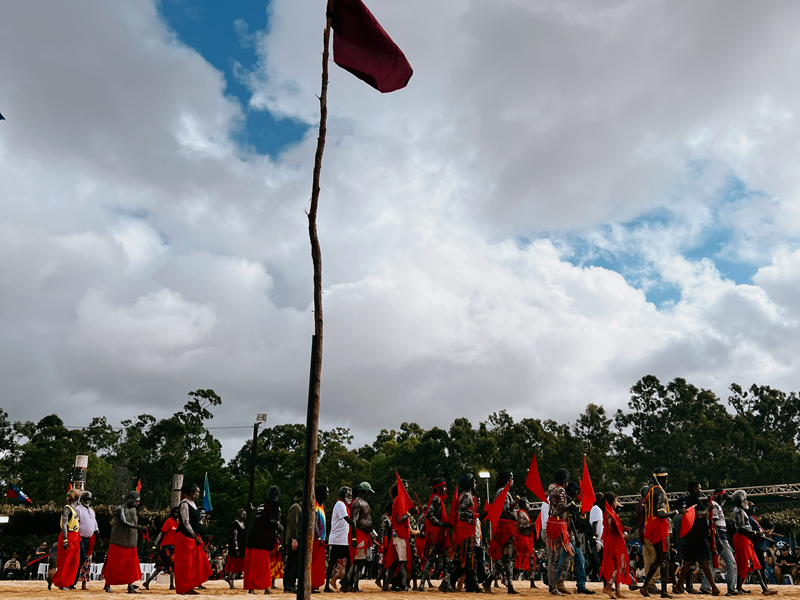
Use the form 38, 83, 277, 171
3, 554, 23, 579
775, 544, 797, 584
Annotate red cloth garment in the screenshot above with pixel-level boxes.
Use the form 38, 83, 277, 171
52, 531, 81, 588
104, 543, 142, 586
384, 535, 412, 570
490, 519, 517, 560
174, 533, 212, 594
644, 516, 669, 551
312, 540, 327, 589
733, 532, 761, 577
243, 548, 272, 590
161, 518, 178, 547
599, 506, 631, 585
86, 534, 96, 557
546, 518, 574, 556
224, 554, 246, 574
270, 548, 283, 579
453, 521, 473, 546
329, 0, 413, 93
515, 531, 534, 571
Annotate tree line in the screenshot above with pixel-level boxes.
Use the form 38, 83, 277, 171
1, 376, 799, 542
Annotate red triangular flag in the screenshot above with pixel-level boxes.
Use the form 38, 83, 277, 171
448, 484, 459, 527
525, 454, 548, 503
486, 481, 512, 530
680, 505, 696, 538
329, 0, 413, 93
67, 482, 73, 491
534, 510, 542, 540
136, 479, 142, 494
580, 456, 595, 514
394, 472, 413, 517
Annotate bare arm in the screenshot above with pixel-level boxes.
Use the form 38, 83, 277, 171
117, 505, 147, 531
179, 502, 199, 542
61, 506, 72, 547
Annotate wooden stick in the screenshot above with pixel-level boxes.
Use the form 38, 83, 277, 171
300, 11, 331, 600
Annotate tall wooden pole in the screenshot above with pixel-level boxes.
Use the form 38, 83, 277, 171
171, 474, 184, 509
299, 11, 331, 600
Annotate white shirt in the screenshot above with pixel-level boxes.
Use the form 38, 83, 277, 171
329, 500, 350, 545
76, 504, 98, 538
712, 501, 726, 528
589, 505, 604, 540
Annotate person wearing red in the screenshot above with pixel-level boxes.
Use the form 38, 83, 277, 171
143, 506, 180, 590
245, 486, 282, 594
75, 491, 100, 590
731, 490, 776, 596
485, 472, 520, 595
382, 478, 413, 592
104, 491, 148, 593
224, 509, 247, 589
515, 497, 536, 588
546, 469, 573, 597
640, 468, 682, 600
52, 489, 82, 590
418, 477, 454, 592
174, 483, 212, 595
600, 492, 631, 599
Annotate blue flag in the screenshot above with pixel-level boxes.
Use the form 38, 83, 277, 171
6, 483, 32, 504
203, 473, 213, 512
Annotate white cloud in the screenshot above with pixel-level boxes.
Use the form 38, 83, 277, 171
3, 0, 800, 455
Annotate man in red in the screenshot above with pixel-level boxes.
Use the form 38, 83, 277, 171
104, 491, 149, 594
382, 479, 412, 592
546, 469, 573, 597
419, 477, 454, 591
640, 468, 682, 599
484, 472, 519, 595
52, 489, 82, 590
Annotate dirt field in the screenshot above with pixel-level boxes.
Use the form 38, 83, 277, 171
0, 581, 797, 599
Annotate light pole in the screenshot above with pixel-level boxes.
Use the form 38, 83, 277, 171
248, 413, 268, 512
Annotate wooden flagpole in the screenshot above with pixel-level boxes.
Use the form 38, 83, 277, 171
299, 8, 331, 600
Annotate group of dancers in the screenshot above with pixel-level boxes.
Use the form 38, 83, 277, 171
48, 467, 782, 597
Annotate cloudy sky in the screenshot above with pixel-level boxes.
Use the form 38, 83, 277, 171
3, 0, 800, 456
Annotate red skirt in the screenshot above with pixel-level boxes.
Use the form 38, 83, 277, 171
515, 533, 533, 570
733, 533, 761, 577
174, 533, 212, 594
644, 517, 669, 552
244, 548, 272, 590
490, 519, 517, 560
312, 540, 327, 589
600, 533, 631, 585
104, 543, 142, 585
225, 554, 246, 574
52, 531, 81, 588
546, 518, 574, 556
270, 549, 283, 579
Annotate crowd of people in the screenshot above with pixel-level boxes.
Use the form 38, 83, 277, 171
12, 466, 800, 596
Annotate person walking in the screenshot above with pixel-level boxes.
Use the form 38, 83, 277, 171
52, 489, 82, 590
174, 483, 212, 595
104, 491, 148, 594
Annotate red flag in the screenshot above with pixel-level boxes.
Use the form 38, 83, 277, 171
67, 482, 73, 492
448, 484, 459, 527
525, 454, 547, 503
680, 505, 696, 538
485, 481, 512, 530
534, 510, 542, 540
580, 456, 595, 514
136, 479, 142, 494
329, 0, 413, 93
394, 472, 413, 517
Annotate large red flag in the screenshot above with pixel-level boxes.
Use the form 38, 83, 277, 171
580, 456, 595, 514
680, 505, 696, 538
485, 481, 512, 530
525, 454, 548, 503
394, 472, 413, 517
329, 0, 413, 93
448, 484, 459, 527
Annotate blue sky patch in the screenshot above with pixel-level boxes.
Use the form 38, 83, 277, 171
158, 0, 308, 157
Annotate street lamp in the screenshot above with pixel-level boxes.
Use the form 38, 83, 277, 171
248, 413, 268, 510
479, 471, 491, 501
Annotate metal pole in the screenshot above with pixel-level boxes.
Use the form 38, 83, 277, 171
248, 422, 261, 512
298, 334, 319, 600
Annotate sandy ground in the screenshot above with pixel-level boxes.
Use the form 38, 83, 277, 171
0, 580, 798, 599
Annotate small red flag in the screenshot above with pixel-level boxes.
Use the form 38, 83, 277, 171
67, 482, 73, 492
394, 472, 413, 517
680, 505, 696, 538
329, 0, 413, 93
485, 481, 512, 530
580, 456, 595, 514
448, 484, 459, 527
525, 454, 548, 503
534, 510, 542, 540
136, 479, 142, 494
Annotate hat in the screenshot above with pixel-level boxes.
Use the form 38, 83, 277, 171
357, 481, 374, 493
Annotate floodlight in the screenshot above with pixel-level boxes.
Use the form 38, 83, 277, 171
478, 471, 490, 479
